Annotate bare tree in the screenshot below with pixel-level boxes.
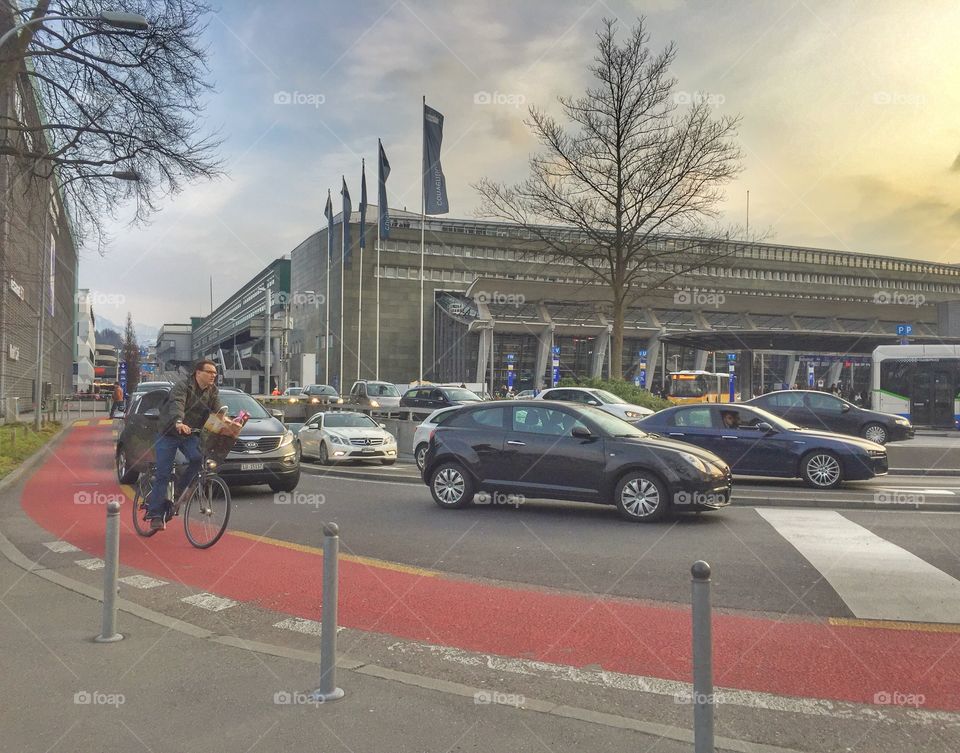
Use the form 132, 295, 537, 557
476, 18, 744, 379
0, 0, 222, 251
121, 311, 139, 393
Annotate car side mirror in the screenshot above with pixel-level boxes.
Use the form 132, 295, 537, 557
143, 408, 159, 418
271, 409, 284, 419
586, 400, 599, 406
379, 422, 387, 429
841, 404, 850, 412
571, 426, 593, 439
756, 422, 775, 434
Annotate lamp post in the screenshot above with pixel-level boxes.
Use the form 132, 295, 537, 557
229, 317, 239, 387
33, 170, 139, 430
0, 10, 149, 51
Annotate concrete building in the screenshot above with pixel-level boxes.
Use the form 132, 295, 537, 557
190, 259, 290, 393
0, 73, 80, 413
289, 208, 960, 399
155, 324, 193, 374
74, 289, 95, 392
93, 344, 117, 392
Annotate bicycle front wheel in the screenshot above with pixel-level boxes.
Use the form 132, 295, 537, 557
183, 474, 231, 549
131, 475, 158, 538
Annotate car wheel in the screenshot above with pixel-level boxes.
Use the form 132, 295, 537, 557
116, 446, 139, 484
861, 423, 888, 445
430, 462, 474, 509
269, 471, 300, 493
415, 443, 428, 471
615, 471, 668, 522
381, 459, 396, 466
801, 451, 843, 489
319, 442, 333, 466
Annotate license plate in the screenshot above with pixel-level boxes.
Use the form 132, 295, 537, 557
359, 449, 375, 455
241, 462, 264, 471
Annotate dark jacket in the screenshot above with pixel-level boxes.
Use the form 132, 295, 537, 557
158, 376, 222, 436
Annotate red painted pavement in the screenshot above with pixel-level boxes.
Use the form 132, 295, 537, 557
19, 423, 960, 711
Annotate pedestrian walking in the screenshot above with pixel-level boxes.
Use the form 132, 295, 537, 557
109, 382, 124, 418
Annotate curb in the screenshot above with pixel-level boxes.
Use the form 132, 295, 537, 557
0, 426, 804, 753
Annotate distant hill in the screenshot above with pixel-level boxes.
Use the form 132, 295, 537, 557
94, 315, 159, 346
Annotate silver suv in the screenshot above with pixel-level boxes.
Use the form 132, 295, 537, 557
344, 380, 402, 410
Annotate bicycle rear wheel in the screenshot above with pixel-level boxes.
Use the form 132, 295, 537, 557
131, 474, 158, 538
183, 474, 231, 549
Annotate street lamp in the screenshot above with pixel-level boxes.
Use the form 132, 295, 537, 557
0, 10, 149, 50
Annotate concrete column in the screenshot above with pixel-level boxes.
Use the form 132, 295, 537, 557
826, 360, 843, 387
738, 350, 754, 400
784, 356, 799, 389
591, 326, 611, 379
694, 350, 709, 371
645, 333, 662, 391
535, 326, 553, 390
475, 326, 492, 385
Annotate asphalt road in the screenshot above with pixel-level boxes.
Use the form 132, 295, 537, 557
226, 467, 960, 619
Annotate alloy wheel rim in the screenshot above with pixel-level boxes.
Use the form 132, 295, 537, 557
118, 452, 126, 478
434, 468, 465, 504
864, 425, 886, 444
416, 447, 427, 469
621, 477, 659, 517
807, 454, 841, 486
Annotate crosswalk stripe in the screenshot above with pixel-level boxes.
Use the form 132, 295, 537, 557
757, 509, 960, 624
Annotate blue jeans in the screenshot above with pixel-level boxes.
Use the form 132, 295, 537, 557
148, 433, 202, 519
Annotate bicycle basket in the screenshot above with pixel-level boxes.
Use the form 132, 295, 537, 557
201, 413, 245, 463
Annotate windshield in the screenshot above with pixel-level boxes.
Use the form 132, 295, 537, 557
445, 388, 481, 401
325, 413, 379, 429
590, 389, 625, 404
669, 375, 725, 398
366, 382, 400, 397
579, 405, 648, 437
218, 392, 271, 419
307, 385, 337, 396
286, 387, 303, 395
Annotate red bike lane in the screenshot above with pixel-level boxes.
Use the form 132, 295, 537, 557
19, 423, 960, 711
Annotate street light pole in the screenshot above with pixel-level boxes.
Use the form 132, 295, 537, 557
0, 10, 149, 51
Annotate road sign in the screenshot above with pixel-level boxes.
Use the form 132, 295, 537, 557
727, 353, 737, 361
896, 324, 913, 336
638, 349, 648, 358
638, 368, 647, 389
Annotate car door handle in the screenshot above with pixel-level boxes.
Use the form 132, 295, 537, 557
668, 432, 685, 436
506, 440, 526, 446
721, 435, 738, 439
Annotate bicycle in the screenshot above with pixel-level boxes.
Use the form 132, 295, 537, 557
131, 421, 241, 548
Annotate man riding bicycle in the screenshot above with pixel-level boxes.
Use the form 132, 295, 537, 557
146, 360, 225, 532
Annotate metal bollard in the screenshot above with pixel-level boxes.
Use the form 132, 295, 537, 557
691, 560, 714, 753
311, 522, 344, 702
95, 501, 123, 643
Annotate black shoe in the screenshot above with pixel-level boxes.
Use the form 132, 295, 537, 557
149, 516, 166, 532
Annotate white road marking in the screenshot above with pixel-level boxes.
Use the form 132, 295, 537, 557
43, 541, 80, 553
757, 509, 960, 623
273, 616, 344, 636
180, 593, 237, 612
874, 488, 955, 496
118, 575, 167, 589
387, 641, 960, 727
75, 558, 104, 570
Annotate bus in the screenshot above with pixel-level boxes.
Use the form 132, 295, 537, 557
872, 345, 960, 428
667, 371, 738, 404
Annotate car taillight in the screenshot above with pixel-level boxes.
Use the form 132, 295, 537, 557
429, 429, 436, 442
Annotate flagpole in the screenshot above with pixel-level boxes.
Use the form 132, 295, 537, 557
357, 160, 364, 382
376, 197, 381, 381
325, 191, 331, 385
419, 96, 426, 384
340, 178, 346, 394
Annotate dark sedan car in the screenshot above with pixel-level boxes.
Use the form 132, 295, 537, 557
115, 386, 300, 492
743, 390, 913, 444
634, 404, 887, 488
422, 400, 732, 522
400, 385, 483, 410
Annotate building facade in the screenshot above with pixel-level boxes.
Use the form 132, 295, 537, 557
155, 324, 193, 374
289, 209, 960, 399
74, 289, 95, 391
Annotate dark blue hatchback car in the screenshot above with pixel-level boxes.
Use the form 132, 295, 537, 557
634, 404, 888, 489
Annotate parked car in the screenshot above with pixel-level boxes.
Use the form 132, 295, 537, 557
535, 387, 654, 420
131, 380, 174, 395
401, 385, 483, 411
634, 403, 888, 489
413, 406, 461, 470
514, 389, 536, 399
344, 380, 402, 410
743, 390, 913, 444
301, 384, 343, 405
298, 411, 398, 465
282, 386, 304, 397
115, 386, 300, 492
422, 400, 731, 522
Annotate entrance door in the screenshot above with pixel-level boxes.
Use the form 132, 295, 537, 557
931, 369, 955, 428
910, 370, 932, 425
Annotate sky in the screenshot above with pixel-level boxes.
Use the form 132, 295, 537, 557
78, 0, 960, 331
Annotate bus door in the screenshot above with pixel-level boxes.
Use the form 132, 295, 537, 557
931, 369, 956, 428
910, 370, 932, 425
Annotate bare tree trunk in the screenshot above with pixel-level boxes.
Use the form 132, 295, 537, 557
610, 296, 625, 380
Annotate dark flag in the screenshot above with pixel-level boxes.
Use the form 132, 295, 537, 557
378, 139, 391, 238
359, 159, 367, 250
341, 177, 352, 260
422, 102, 449, 215
324, 189, 334, 259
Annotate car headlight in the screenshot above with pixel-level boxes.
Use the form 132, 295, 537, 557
278, 430, 294, 448
677, 451, 710, 474
328, 434, 345, 445
624, 410, 644, 418
369, 399, 380, 408
336, 397, 343, 404
384, 434, 396, 445
310, 397, 319, 403
894, 418, 910, 426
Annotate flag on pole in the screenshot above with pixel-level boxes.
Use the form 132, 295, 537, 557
341, 177, 352, 260
378, 139, 391, 238
422, 103, 449, 215
324, 190, 334, 259
359, 160, 367, 250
